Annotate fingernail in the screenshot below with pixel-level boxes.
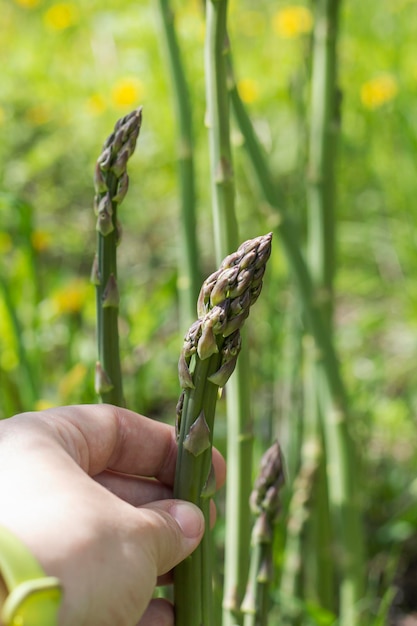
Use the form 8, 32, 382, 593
169, 502, 205, 539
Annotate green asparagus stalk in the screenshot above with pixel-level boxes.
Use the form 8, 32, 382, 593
204, 3, 255, 623
304, 0, 340, 613
227, 21, 365, 620
155, 0, 201, 329
279, 438, 321, 624
92, 107, 142, 406
241, 441, 285, 626
174, 232, 273, 626
306, 2, 365, 621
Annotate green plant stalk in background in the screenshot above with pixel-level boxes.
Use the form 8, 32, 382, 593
227, 38, 365, 620
92, 108, 142, 406
155, 0, 201, 330
205, 3, 254, 624
241, 441, 285, 626
279, 437, 321, 624
174, 233, 272, 626
306, 1, 365, 622
304, 0, 340, 613
0, 275, 38, 411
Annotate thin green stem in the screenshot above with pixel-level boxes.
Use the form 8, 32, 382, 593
242, 442, 284, 626
0, 275, 38, 408
96, 170, 123, 405
228, 43, 365, 621
155, 0, 201, 329
205, 0, 238, 256
306, 1, 364, 621
307, 0, 340, 310
205, 4, 253, 624
174, 350, 222, 626
93, 109, 142, 407
228, 52, 345, 417
280, 437, 321, 625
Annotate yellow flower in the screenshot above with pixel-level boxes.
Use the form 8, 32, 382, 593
111, 78, 144, 109
273, 6, 313, 38
52, 278, 90, 315
360, 75, 398, 110
43, 3, 79, 30
31, 230, 51, 252
0, 232, 12, 254
237, 78, 259, 104
35, 399, 56, 411
86, 94, 107, 116
14, 0, 40, 7
0, 349, 18, 372
26, 105, 50, 126
59, 363, 88, 401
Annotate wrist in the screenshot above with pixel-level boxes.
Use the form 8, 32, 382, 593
0, 526, 62, 626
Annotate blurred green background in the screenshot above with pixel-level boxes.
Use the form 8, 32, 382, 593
1, 0, 417, 618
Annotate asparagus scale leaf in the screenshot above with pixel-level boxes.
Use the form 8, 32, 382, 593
173, 232, 272, 626
242, 441, 285, 626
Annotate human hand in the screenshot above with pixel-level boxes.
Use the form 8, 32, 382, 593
0, 404, 226, 626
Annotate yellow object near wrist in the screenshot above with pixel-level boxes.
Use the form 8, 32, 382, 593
0, 526, 62, 626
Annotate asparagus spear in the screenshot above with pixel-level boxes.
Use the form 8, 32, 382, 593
174, 232, 273, 626
241, 441, 285, 626
92, 108, 142, 406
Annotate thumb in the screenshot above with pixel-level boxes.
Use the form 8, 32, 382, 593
137, 499, 205, 576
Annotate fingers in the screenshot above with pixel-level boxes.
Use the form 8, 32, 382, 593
137, 598, 174, 626
135, 500, 205, 576
94, 471, 172, 506
28, 405, 226, 490
33, 404, 178, 481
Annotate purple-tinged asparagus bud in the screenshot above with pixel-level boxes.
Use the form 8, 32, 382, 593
94, 162, 108, 194
208, 330, 241, 386
239, 249, 257, 270
252, 511, 272, 543
97, 146, 112, 171
209, 267, 239, 306
195, 232, 272, 339
96, 107, 142, 191
95, 361, 113, 394
111, 149, 129, 178
183, 319, 203, 359
178, 351, 195, 389
102, 274, 119, 308
257, 553, 273, 583
175, 391, 185, 439
112, 172, 129, 204
210, 301, 230, 334
250, 440, 285, 518
222, 307, 250, 337
207, 353, 238, 387
90, 254, 101, 286
197, 320, 218, 360
197, 270, 220, 317
96, 210, 114, 236
229, 289, 251, 318
183, 411, 211, 457
97, 192, 113, 217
